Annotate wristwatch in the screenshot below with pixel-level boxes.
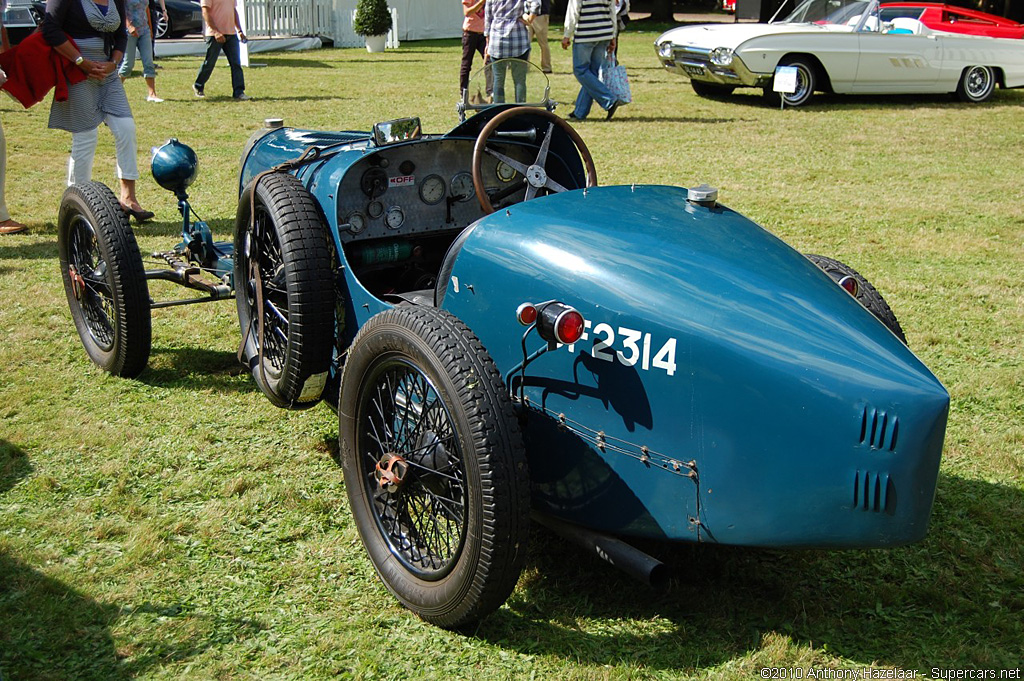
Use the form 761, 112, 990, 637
74, 56, 85, 66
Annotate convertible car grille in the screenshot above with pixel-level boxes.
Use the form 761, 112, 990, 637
853, 470, 894, 513
860, 405, 899, 452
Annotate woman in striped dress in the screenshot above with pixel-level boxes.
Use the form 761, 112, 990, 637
42, 0, 153, 222
561, 0, 621, 120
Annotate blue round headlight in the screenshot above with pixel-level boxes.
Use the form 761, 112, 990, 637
151, 139, 199, 195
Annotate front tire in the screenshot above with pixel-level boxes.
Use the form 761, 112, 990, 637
234, 173, 336, 408
806, 254, 907, 344
57, 181, 151, 378
955, 65, 995, 103
765, 57, 817, 107
338, 307, 530, 629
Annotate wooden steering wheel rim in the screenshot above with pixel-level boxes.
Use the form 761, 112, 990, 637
471, 107, 598, 215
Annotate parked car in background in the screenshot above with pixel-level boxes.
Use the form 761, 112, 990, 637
150, 0, 203, 39
722, 0, 736, 13
880, 2, 1024, 39
1, 2, 38, 45
655, 0, 1024, 106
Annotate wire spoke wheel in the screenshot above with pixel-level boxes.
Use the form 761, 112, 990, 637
234, 173, 335, 408
339, 307, 530, 628
360, 359, 467, 578
66, 216, 115, 350
57, 181, 151, 377
957, 65, 995, 103
242, 204, 289, 380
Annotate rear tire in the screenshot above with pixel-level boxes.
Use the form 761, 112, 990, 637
57, 182, 151, 378
955, 65, 995, 103
234, 173, 336, 408
806, 254, 907, 344
339, 307, 530, 629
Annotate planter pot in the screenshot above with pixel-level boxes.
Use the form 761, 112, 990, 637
364, 34, 387, 53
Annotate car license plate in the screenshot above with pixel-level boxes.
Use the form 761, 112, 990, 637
683, 64, 705, 77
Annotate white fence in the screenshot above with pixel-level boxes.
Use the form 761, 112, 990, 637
244, 0, 334, 39
240, 0, 458, 47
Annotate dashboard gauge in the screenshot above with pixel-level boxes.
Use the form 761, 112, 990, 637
346, 211, 366, 233
385, 206, 405, 230
496, 161, 517, 183
367, 200, 384, 219
450, 171, 474, 202
360, 167, 388, 198
419, 174, 446, 205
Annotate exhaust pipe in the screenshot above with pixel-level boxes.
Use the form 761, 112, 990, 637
533, 512, 669, 589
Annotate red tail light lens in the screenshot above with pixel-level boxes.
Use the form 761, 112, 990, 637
554, 309, 585, 344
838, 275, 860, 297
535, 301, 585, 345
516, 302, 538, 326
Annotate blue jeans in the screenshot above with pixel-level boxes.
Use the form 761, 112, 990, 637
571, 40, 616, 119
194, 35, 246, 98
491, 52, 530, 104
118, 28, 156, 79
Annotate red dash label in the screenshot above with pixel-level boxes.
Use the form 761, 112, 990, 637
389, 175, 415, 187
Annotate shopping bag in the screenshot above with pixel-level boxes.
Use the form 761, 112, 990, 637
600, 56, 632, 104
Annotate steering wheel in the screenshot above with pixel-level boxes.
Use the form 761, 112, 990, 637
471, 107, 597, 215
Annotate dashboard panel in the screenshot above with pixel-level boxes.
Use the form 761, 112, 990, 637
335, 138, 536, 244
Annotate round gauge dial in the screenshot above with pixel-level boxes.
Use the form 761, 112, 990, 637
367, 200, 384, 219
450, 171, 474, 202
385, 206, 405, 230
347, 211, 366, 233
419, 174, 446, 205
496, 161, 517, 183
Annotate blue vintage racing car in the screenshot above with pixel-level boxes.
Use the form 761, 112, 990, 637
57, 104, 949, 628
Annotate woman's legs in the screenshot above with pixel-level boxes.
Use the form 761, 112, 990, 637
106, 114, 146, 211
68, 127, 99, 186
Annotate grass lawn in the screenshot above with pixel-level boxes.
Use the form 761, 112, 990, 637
1, 25, 1022, 679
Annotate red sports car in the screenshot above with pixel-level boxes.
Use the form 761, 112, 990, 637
880, 2, 1024, 39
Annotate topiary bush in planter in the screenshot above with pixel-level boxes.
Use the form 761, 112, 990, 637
353, 0, 392, 36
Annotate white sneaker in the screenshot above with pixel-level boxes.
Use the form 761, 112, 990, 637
147, 95, 164, 102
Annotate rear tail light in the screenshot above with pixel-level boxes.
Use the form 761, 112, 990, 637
515, 300, 586, 345
838, 275, 860, 297
535, 302, 585, 345
516, 302, 538, 326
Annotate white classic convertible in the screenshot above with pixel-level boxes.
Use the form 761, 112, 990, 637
655, 0, 1024, 106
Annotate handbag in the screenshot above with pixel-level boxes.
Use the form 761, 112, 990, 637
600, 55, 632, 105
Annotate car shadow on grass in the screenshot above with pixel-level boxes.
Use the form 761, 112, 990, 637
140, 347, 255, 394
476, 472, 1023, 672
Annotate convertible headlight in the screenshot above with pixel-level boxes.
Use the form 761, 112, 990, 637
709, 47, 734, 66
658, 42, 674, 59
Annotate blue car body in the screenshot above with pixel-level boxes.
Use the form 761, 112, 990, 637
238, 105, 948, 549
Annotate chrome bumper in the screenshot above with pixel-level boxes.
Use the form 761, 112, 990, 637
656, 45, 770, 88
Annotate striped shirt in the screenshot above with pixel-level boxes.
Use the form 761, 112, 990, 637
563, 0, 617, 43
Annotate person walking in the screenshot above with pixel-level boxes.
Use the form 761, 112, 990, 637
529, 0, 551, 73
193, 0, 249, 100
0, 5, 27, 235
561, 0, 621, 120
118, 0, 162, 101
484, 0, 539, 104
459, 0, 491, 98
42, 0, 154, 222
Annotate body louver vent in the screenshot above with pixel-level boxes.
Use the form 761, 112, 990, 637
860, 406, 899, 452
853, 470, 894, 513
